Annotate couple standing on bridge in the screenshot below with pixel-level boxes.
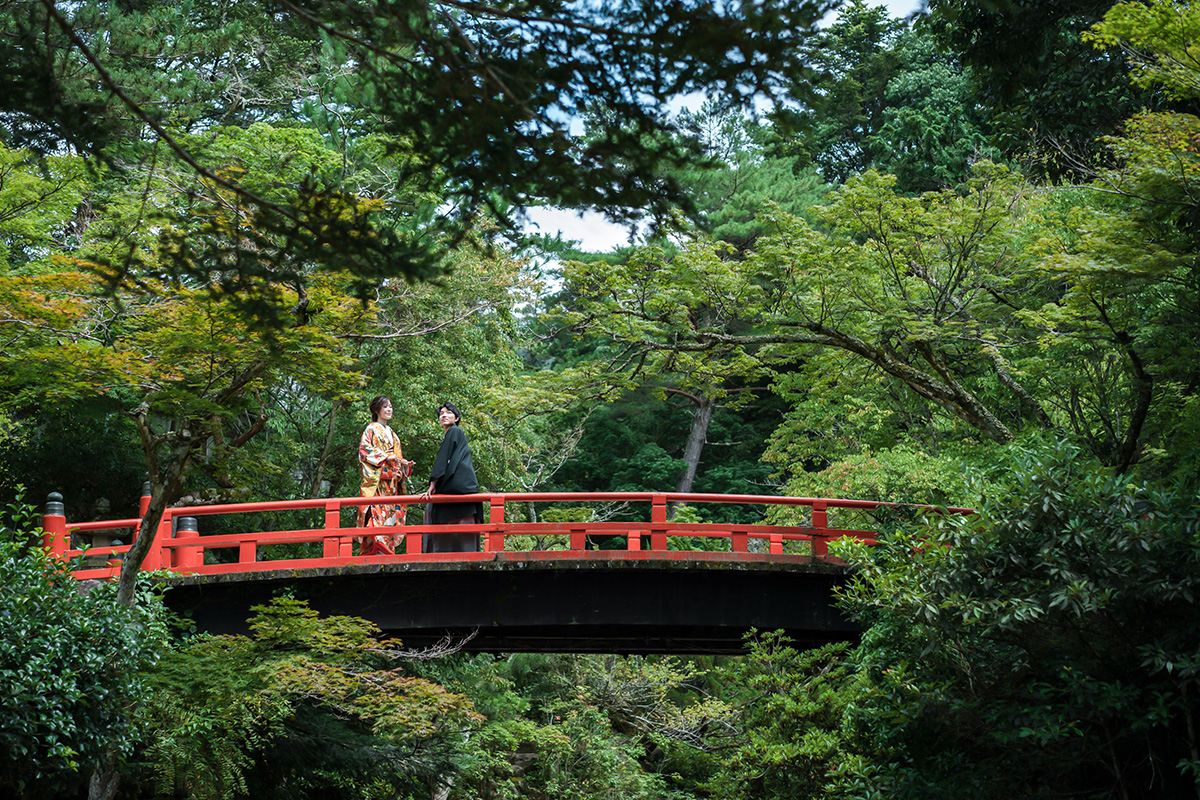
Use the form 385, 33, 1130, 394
357, 396, 483, 556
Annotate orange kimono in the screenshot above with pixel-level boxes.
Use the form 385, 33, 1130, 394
357, 421, 411, 554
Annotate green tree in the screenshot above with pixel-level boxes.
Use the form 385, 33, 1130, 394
3, 0, 845, 293
656, 163, 1191, 478
1065, 0, 1200, 483
834, 439, 1200, 799
0, 144, 89, 272
866, 23, 999, 191
673, 102, 828, 252
0, 263, 369, 596
702, 637, 856, 800
924, 0, 1155, 177
749, 165, 1055, 443
552, 237, 770, 498
774, 0, 910, 185
137, 597, 482, 799
407, 652, 705, 800
0, 497, 169, 800
1085, 0, 1200, 102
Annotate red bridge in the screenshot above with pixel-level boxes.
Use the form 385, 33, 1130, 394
43, 491, 971, 653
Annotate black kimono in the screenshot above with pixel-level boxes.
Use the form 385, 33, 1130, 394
424, 424, 483, 552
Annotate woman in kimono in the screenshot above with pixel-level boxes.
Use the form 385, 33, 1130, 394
358, 395, 413, 555
420, 402, 483, 552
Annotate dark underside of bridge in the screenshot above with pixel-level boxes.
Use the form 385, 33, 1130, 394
163, 553, 860, 655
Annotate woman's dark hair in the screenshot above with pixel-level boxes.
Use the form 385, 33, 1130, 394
438, 402, 461, 425
369, 395, 391, 422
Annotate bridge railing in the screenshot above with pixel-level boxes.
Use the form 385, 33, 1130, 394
40, 491, 973, 580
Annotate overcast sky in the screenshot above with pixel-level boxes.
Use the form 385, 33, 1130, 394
523, 0, 927, 252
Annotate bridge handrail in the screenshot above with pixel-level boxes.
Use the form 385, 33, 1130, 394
50, 492, 972, 518
41, 490, 972, 580
490, 490, 973, 514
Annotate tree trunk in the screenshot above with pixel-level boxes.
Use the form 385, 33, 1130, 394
431, 776, 453, 800
675, 395, 715, 497
88, 746, 120, 800
116, 438, 196, 607
90, 425, 198, 798
309, 399, 348, 498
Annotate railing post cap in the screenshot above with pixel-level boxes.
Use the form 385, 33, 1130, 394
45, 492, 65, 516
142, 480, 152, 496
177, 516, 199, 533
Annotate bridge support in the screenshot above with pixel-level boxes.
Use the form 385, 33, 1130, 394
164, 553, 859, 654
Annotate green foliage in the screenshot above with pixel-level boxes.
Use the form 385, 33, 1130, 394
542, 232, 780, 499
550, 392, 688, 496
763, 346, 1008, 521
0, 496, 169, 799
867, 25, 1000, 191
834, 439, 1200, 799
138, 597, 482, 799
750, 164, 1054, 447
558, 238, 767, 402
0, 401, 146, 522
2, 0, 844, 297
773, 0, 910, 185
0, 144, 90, 272
410, 653, 705, 800
765, 440, 993, 531
701, 635, 857, 800
746, 159, 1200, 476
672, 102, 829, 251
1085, 0, 1200, 103
767, 1, 996, 192
0, 260, 370, 524
925, 0, 1156, 177
529, 702, 677, 800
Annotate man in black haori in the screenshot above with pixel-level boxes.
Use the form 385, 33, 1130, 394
420, 402, 483, 552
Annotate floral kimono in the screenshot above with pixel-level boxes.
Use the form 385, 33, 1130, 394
357, 421, 411, 554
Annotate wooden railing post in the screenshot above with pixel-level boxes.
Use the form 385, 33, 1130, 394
487, 495, 506, 552
812, 500, 829, 558
41, 492, 68, 558
731, 529, 748, 552
173, 516, 202, 570
650, 493, 668, 551
324, 500, 351, 558
407, 501, 424, 556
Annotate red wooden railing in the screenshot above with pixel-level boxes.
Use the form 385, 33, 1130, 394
40, 491, 974, 581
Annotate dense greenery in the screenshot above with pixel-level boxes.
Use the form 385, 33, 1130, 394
834, 439, 1200, 799
0, 496, 169, 799
137, 597, 481, 799
3, 0, 1200, 797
